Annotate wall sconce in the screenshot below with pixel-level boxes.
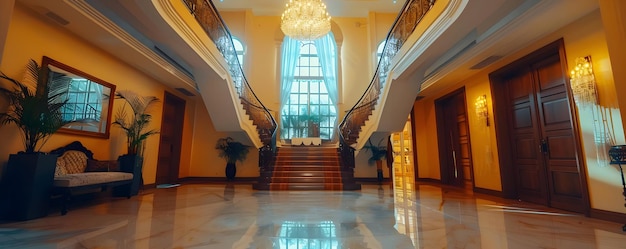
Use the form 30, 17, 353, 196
570, 56, 598, 107
475, 95, 489, 126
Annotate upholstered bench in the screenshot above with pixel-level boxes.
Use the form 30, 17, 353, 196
50, 141, 134, 215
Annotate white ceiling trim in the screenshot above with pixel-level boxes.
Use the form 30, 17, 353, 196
152, 0, 230, 81
390, 0, 467, 81
64, 0, 196, 90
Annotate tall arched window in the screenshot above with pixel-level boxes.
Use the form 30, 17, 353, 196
232, 36, 245, 67
280, 33, 338, 141
376, 40, 386, 68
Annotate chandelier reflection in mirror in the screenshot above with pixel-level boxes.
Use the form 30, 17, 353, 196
281, 0, 331, 41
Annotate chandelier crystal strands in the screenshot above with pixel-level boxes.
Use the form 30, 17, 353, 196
281, 0, 331, 41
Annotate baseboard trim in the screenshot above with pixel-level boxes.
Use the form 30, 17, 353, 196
415, 178, 440, 183
142, 183, 156, 189
473, 187, 503, 197
590, 208, 626, 224
355, 177, 391, 183
179, 177, 258, 184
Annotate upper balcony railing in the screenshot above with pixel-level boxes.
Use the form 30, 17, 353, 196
182, 0, 277, 150
338, 0, 435, 147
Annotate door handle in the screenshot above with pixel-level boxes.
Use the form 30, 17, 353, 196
540, 139, 548, 154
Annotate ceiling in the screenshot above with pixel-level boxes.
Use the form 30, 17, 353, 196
213, 0, 408, 17
15, 0, 601, 101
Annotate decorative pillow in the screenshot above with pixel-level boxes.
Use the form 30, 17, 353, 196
85, 159, 119, 172
60, 150, 88, 174
55, 159, 67, 177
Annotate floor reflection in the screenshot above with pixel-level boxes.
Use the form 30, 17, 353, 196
1, 180, 626, 248
276, 221, 338, 248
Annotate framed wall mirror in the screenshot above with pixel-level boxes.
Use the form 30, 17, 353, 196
42, 56, 116, 138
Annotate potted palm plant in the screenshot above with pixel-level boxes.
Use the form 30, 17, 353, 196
111, 90, 159, 196
215, 137, 251, 181
0, 59, 72, 220
363, 138, 388, 183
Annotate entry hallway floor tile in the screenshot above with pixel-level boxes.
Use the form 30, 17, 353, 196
1, 183, 625, 248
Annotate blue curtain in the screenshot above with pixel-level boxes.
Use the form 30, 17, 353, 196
280, 36, 301, 112
314, 33, 338, 106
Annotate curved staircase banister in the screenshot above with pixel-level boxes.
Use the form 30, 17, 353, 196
338, 0, 436, 147
182, 0, 277, 149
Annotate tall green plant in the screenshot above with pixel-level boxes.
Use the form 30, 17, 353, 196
363, 138, 388, 164
215, 137, 251, 164
0, 59, 71, 153
112, 90, 159, 155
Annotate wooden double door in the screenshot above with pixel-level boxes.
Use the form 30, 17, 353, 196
492, 40, 588, 214
435, 88, 473, 188
155, 92, 186, 185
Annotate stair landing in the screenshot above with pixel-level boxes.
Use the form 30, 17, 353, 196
253, 146, 361, 191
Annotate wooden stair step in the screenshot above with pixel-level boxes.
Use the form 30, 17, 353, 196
272, 166, 345, 171
272, 171, 343, 177
253, 146, 360, 191
270, 177, 343, 183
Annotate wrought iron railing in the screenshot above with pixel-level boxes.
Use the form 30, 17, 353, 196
338, 0, 435, 148
182, 0, 277, 153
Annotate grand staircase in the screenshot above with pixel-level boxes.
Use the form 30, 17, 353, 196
254, 146, 361, 190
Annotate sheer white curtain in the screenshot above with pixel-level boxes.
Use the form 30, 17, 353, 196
280, 36, 301, 111
314, 33, 338, 106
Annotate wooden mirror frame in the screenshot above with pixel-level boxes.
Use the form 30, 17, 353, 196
41, 56, 116, 139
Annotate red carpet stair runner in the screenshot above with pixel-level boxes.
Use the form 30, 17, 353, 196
254, 146, 361, 190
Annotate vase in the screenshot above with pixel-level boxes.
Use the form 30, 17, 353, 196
376, 160, 384, 183
225, 162, 237, 181
114, 154, 143, 196
3, 153, 57, 221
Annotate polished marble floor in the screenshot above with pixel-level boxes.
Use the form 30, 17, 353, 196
1, 178, 626, 248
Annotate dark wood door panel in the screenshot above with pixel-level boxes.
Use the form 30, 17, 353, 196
156, 92, 185, 185
546, 134, 576, 160
513, 106, 534, 129
507, 72, 533, 100
514, 137, 538, 159
539, 99, 572, 133
534, 54, 564, 91
457, 120, 468, 136
493, 39, 588, 214
436, 89, 473, 187
518, 167, 542, 191
517, 166, 548, 205
549, 171, 584, 212
550, 171, 583, 195
540, 98, 570, 126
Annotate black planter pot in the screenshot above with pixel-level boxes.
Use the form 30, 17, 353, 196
376, 160, 384, 183
3, 153, 57, 221
114, 154, 143, 196
225, 163, 237, 181
377, 169, 384, 183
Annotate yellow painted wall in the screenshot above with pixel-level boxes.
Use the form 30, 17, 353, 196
334, 16, 372, 111
187, 103, 260, 178
598, 0, 626, 138
412, 98, 441, 180
215, 10, 399, 179
369, 12, 398, 71
219, 10, 398, 115
561, 10, 625, 213
0, 4, 196, 185
465, 75, 501, 191
245, 15, 282, 112
412, 9, 626, 213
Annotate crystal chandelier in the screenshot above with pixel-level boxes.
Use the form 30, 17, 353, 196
281, 0, 331, 41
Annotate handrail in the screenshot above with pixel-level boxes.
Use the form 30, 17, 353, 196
338, 0, 435, 147
182, 0, 277, 150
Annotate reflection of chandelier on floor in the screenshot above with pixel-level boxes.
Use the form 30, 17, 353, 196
281, 0, 331, 41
